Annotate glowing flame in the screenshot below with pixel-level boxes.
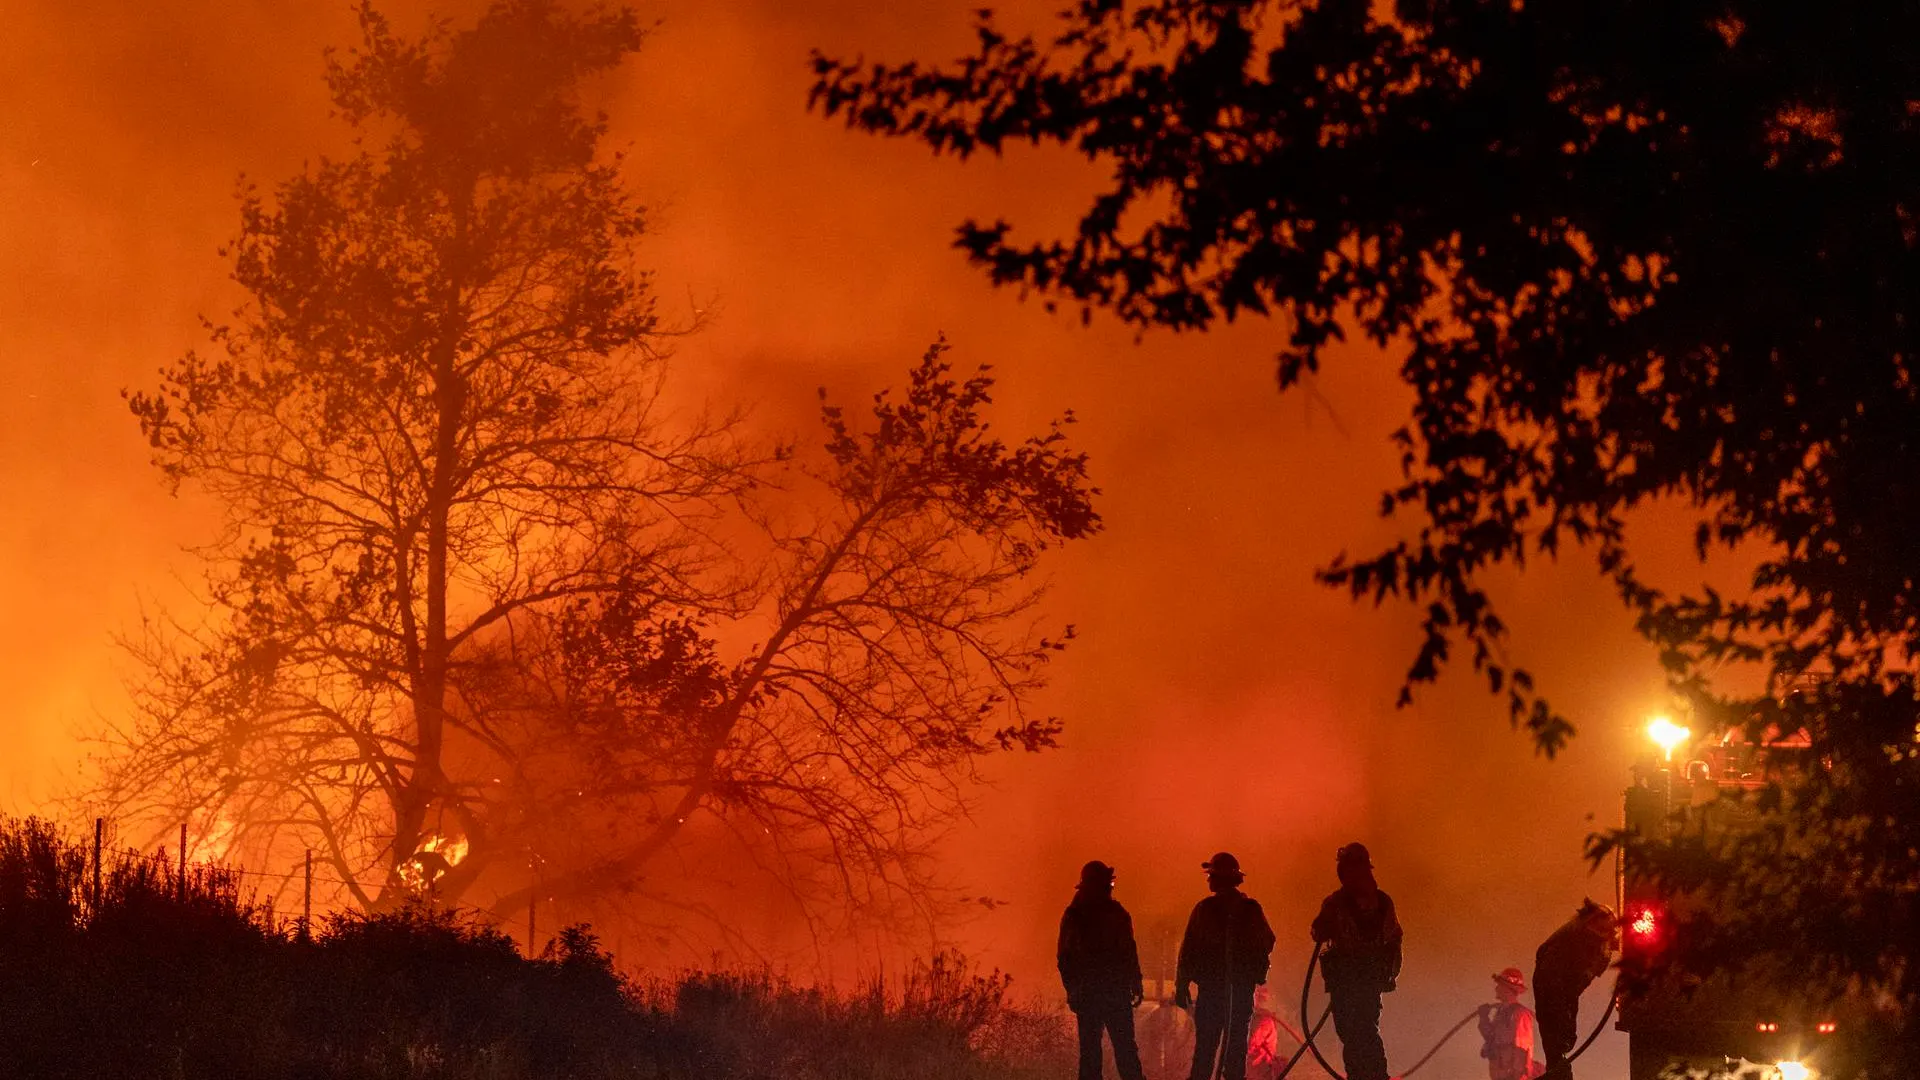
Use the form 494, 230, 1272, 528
1775, 1062, 1811, 1080
197, 812, 242, 861
397, 833, 469, 891
421, 833, 469, 866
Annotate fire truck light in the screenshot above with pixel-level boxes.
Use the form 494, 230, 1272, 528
1774, 1062, 1811, 1080
1755, 1021, 1779, 1033
1817, 1021, 1837, 1034
1647, 716, 1692, 761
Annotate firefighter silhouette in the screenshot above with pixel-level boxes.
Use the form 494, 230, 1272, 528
1478, 967, 1542, 1080
1532, 901, 1615, 1080
1174, 852, 1276, 1080
1309, 842, 1402, 1080
1059, 860, 1149, 1080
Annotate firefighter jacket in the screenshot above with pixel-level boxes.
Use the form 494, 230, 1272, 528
1310, 888, 1403, 992
1532, 919, 1612, 998
1057, 892, 1144, 1007
1478, 1002, 1539, 1080
1176, 890, 1276, 988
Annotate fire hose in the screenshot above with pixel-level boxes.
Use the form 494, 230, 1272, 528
1394, 1009, 1481, 1077
1282, 943, 1622, 1080
1273, 1003, 1333, 1080
1566, 980, 1621, 1061
1292, 942, 1346, 1080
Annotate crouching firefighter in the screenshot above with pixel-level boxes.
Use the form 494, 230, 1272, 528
1532, 900, 1615, 1080
1175, 852, 1276, 1080
1309, 842, 1403, 1080
1059, 860, 1148, 1080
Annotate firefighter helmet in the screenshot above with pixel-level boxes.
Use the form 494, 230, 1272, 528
1201, 852, 1244, 882
1079, 860, 1117, 889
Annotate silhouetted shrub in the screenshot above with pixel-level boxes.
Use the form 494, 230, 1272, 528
652, 952, 1070, 1080
0, 818, 1069, 1079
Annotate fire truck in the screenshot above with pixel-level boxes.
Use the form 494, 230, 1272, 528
1615, 716, 1860, 1080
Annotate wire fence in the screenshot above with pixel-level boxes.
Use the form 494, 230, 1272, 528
69, 817, 545, 952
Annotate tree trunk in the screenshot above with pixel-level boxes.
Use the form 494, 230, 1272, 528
388, 256, 468, 902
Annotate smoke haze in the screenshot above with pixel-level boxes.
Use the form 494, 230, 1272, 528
0, 1, 1687, 1072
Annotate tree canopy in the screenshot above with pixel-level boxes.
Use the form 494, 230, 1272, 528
814, 0, 1919, 742
811, 0, 1920, 1061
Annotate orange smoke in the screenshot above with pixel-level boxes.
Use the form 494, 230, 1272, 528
0, 3, 1683, 1075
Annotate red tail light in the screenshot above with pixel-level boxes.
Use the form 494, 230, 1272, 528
1817, 1021, 1837, 1034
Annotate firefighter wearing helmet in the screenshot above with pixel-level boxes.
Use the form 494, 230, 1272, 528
1058, 860, 1149, 1080
1478, 967, 1541, 1080
1309, 842, 1403, 1080
1174, 852, 1276, 1080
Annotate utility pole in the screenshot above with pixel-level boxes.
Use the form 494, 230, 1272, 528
527, 855, 539, 957
91, 817, 102, 910
178, 822, 188, 900
302, 850, 313, 941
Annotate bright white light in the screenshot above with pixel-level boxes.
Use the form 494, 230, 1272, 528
1775, 1061, 1812, 1080
1647, 716, 1692, 761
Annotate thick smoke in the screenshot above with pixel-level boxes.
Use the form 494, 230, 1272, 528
0, 1, 1679, 1073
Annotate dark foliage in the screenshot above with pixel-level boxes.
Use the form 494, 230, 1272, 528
810, 0, 1920, 1068
0, 817, 1066, 1080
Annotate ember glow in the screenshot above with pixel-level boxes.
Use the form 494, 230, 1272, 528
422, 834, 470, 867
397, 834, 470, 892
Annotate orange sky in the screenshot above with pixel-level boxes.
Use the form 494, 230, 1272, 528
0, 1, 1689, 1072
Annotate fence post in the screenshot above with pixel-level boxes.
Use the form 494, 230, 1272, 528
528, 854, 539, 957
302, 849, 313, 941
178, 822, 188, 900
91, 817, 103, 909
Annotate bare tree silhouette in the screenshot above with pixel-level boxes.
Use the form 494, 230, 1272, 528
484, 346, 1097, 936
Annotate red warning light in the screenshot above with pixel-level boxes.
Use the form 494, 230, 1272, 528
1817, 1021, 1838, 1034
1754, 1021, 1780, 1033
1631, 907, 1658, 938
1624, 901, 1666, 954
